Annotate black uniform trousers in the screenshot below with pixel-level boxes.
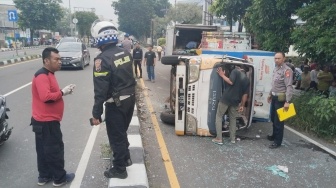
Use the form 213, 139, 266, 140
105, 95, 135, 172
32, 120, 66, 184
270, 96, 285, 146
134, 60, 142, 77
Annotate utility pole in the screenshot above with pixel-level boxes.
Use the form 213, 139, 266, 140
151, 19, 154, 45
69, 0, 73, 36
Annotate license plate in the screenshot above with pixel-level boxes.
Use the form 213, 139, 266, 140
178, 88, 185, 111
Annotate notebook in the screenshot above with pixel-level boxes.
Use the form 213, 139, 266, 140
277, 103, 296, 122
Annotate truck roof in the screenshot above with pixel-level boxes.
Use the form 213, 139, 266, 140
174, 24, 218, 31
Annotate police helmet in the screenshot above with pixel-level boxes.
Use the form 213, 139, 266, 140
124, 33, 130, 37
90, 19, 118, 48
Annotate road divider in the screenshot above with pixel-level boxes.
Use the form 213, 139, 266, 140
0, 54, 42, 67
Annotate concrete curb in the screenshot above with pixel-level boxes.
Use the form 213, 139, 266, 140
108, 105, 149, 188
0, 54, 42, 66
0, 45, 50, 52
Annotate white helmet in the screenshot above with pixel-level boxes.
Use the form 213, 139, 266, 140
91, 19, 118, 47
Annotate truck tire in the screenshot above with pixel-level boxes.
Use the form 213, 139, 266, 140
161, 56, 180, 65
160, 111, 175, 125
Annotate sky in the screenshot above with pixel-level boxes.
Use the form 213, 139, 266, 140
1, 0, 203, 27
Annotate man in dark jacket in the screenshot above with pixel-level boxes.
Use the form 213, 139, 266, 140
90, 20, 136, 179
31, 47, 75, 186
132, 42, 143, 78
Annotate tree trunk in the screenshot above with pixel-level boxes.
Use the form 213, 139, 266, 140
238, 17, 243, 32
30, 29, 34, 46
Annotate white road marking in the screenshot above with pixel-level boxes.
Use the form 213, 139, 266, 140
4, 82, 32, 97
285, 125, 336, 157
70, 124, 101, 188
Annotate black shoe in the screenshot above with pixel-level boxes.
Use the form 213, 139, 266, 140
125, 158, 133, 167
267, 135, 275, 141
269, 143, 281, 149
37, 177, 52, 186
53, 173, 75, 187
104, 168, 128, 179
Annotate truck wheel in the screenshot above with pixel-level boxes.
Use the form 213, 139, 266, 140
160, 111, 175, 125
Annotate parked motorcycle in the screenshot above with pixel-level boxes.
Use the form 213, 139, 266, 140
0, 95, 13, 146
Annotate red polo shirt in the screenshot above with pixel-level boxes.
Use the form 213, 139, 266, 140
32, 67, 64, 122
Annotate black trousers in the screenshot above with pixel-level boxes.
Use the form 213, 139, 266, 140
105, 95, 135, 172
32, 119, 66, 183
270, 96, 285, 145
157, 52, 162, 60
134, 60, 142, 77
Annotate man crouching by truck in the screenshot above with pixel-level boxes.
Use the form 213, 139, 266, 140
212, 65, 250, 145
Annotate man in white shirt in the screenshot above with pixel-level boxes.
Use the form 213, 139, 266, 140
308, 65, 321, 90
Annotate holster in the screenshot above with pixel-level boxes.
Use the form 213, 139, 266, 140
112, 91, 121, 107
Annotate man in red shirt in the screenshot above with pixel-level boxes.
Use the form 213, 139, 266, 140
31, 47, 76, 186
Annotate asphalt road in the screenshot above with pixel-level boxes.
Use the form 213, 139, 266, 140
1, 47, 336, 188
138, 56, 336, 188
0, 48, 112, 188
0, 47, 44, 61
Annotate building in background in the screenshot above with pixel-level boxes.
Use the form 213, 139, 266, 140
0, 4, 19, 48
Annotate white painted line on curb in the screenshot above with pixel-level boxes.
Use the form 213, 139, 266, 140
128, 135, 143, 148
285, 125, 336, 157
130, 116, 139, 126
70, 124, 101, 188
0, 58, 41, 69
109, 164, 148, 187
4, 82, 32, 97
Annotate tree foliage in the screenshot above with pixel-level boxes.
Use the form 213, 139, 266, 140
153, 0, 171, 17
112, 0, 171, 39
244, 0, 307, 52
55, 7, 71, 36
291, 0, 336, 63
14, 0, 63, 31
112, 0, 155, 38
152, 2, 203, 40
74, 11, 98, 37
210, 0, 251, 32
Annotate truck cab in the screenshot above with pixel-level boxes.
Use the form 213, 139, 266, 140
160, 49, 275, 136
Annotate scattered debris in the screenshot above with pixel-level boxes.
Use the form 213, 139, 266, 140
266, 165, 289, 180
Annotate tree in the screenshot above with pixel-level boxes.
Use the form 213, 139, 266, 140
55, 7, 71, 36
153, 0, 171, 17
14, 0, 63, 43
167, 3, 203, 24
74, 11, 98, 38
210, 0, 251, 32
112, 0, 155, 39
244, 0, 308, 52
291, 0, 336, 63
152, 2, 203, 40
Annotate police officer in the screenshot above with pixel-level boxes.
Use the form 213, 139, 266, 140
90, 20, 136, 179
267, 52, 293, 149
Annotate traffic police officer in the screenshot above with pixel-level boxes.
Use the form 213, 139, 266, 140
90, 20, 136, 179
267, 52, 293, 149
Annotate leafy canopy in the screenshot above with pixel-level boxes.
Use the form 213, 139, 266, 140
74, 11, 98, 37
112, 0, 170, 38
291, 0, 336, 63
210, 0, 251, 32
14, 0, 63, 31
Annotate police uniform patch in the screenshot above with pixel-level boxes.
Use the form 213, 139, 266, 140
285, 70, 290, 77
95, 59, 102, 72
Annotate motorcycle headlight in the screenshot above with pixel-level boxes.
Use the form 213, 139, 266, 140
188, 57, 201, 83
